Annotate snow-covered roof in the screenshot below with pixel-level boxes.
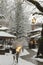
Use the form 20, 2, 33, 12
30, 34, 41, 38
28, 27, 42, 33
0, 31, 16, 38
0, 27, 9, 31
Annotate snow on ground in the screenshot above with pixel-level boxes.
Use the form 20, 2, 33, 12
15, 58, 35, 65
19, 49, 30, 56
31, 55, 43, 62
31, 49, 38, 52
0, 49, 35, 65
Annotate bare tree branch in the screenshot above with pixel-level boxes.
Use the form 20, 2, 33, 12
27, 0, 43, 12
33, 12, 43, 15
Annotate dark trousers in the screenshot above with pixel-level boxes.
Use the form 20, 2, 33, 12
16, 52, 19, 63
37, 48, 43, 57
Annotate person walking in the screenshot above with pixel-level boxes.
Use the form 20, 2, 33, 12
36, 24, 43, 58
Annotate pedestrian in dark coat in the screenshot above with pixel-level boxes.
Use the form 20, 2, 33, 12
36, 24, 43, 58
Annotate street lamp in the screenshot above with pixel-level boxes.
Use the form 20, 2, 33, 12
32, 17, 36, 30
32, 17, 36, 24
